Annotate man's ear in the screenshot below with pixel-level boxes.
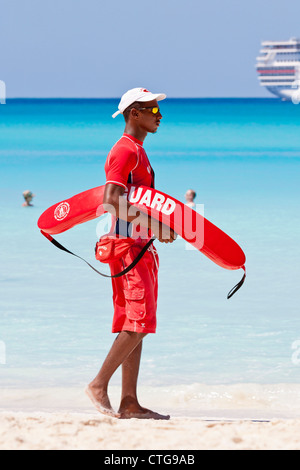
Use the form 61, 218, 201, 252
130, 108, 140, 120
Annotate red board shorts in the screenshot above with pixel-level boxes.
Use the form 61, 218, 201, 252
95, 236, 159, 334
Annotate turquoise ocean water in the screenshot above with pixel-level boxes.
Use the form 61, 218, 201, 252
1, 98, 300, 415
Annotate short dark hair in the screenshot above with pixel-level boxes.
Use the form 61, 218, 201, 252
123, 101, 143, 122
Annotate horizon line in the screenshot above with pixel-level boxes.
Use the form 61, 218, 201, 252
4, 96, 275, 100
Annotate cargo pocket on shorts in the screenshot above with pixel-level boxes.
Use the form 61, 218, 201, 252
124, 287, 146, 321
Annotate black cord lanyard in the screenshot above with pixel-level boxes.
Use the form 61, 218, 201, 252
41, 230, 245, 298
40, 230, 155, 278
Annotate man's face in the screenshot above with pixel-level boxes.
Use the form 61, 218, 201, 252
135, 99, 162, 134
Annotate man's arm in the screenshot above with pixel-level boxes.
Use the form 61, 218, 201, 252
103, 183, 176, 244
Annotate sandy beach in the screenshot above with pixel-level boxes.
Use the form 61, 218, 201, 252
1, 411, 300, 450
1, 385, 300, 450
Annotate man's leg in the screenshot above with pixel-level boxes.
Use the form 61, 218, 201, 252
120, 338, 143, 404
118, 340, 170, 420
86, 331, 146, 417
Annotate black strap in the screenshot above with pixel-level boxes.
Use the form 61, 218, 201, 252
227, 266, 246, 299
41, 231, 155, 278
41, 230, 245, 298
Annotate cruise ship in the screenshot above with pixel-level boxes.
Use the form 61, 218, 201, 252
256, 38, 300, 102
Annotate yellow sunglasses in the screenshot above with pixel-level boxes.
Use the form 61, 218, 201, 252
139, 106, 160, 114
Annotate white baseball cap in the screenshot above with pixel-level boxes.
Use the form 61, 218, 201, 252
112, 87, 166, 118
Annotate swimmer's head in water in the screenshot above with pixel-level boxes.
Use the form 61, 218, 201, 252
185, 189, 196, 202
23, 190, 35, 201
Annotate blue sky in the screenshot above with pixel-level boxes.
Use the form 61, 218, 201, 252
1, 0, 300, 98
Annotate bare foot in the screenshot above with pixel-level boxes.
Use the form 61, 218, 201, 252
85, 385, 120, 418
120, 407, 171, 420
118, 396, 170, 420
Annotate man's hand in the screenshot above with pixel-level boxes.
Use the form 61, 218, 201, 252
152, 223, 177, 244
103, 183, 177, 243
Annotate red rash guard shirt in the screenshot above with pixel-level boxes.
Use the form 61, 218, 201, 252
104, 133, 155, 238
